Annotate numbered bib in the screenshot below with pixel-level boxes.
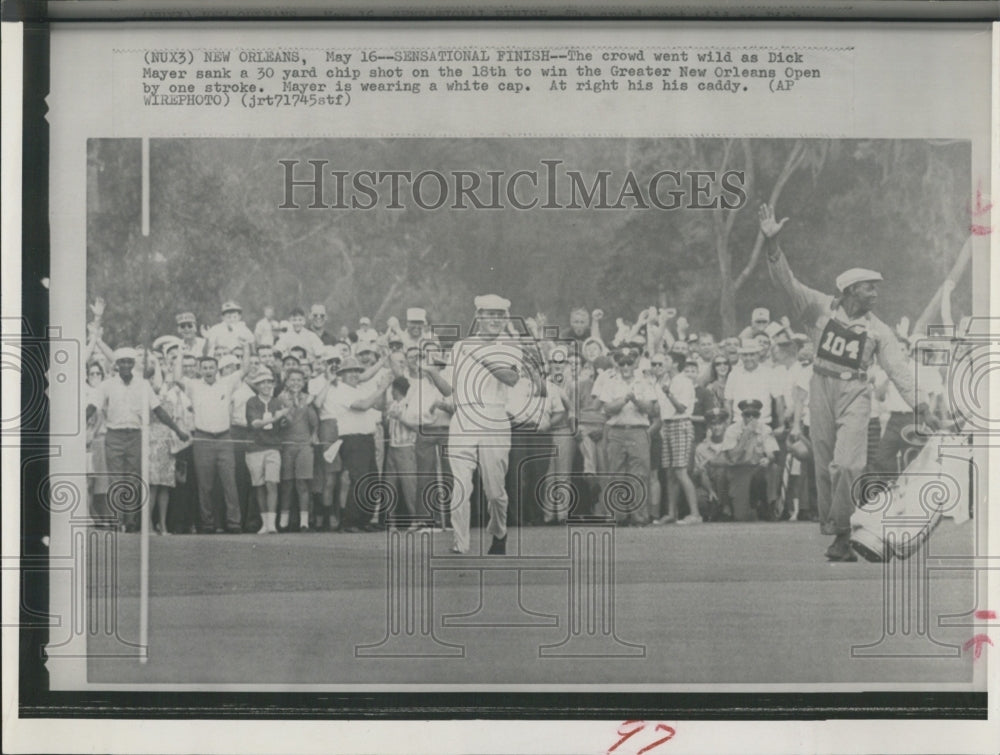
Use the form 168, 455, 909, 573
817, 318, 866, 369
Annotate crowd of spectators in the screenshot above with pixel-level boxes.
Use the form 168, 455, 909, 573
83, 287, 957, 535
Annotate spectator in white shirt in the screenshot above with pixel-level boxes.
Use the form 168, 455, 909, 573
594, 344, 656, 525
100, 348, 189, 532
205, 300, 256, 356
254, 306, 278, 348
314, 356, 392, 532
274, 308, 326, 362
174, 349, 249, 533
725, 339, 776, 427
655, 352, 699, 524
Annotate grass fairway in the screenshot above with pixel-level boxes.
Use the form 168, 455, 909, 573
85, 520, 979, 687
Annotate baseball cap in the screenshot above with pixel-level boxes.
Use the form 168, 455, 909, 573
220, 300, 242, 314
406, 307, 427, 323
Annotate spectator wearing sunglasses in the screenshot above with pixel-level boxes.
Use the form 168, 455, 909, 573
175, 311, 207, 357
593, 343, 656, 525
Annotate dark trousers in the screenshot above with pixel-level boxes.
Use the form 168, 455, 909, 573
340, 434, 378, 528
230, 426, 258, 531
505, 428, 553, 527
193, 434, 242, 531
168, 445, 198, 533
415, 428, 451, 526
104, 428, 142, 530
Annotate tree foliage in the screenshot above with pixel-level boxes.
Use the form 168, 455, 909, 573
87, 138, 971, 346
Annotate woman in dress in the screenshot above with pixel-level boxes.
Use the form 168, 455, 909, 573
85, 360, 112, 525
148, 349, 193, 534
706, 356, 731, 414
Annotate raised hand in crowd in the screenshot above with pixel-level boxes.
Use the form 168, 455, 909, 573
758, 202, 789, 239
89, 296, 106, 321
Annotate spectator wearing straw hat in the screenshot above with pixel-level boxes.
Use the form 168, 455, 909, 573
315, 356, 392, 532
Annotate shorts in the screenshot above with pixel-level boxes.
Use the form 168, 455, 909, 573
281, 443, 314, 481
246, 448, 281, 486
661, 419, 694, 469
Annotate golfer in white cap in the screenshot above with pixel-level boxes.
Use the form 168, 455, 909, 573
447, 294, 520, 554
759, 204, 932, 562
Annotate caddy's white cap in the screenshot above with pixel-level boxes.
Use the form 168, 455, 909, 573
406, 307, 427, 323
112, 347, 138, 362
836, 268, 883, 293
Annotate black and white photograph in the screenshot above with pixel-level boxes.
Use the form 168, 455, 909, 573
4, 16, 997, 755
77, 136, 985, 686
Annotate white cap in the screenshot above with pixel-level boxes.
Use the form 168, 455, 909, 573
310, 304, 327, 316
218, 354, 239, 370
836, 267, 883, 292
763, 321, 787, 340
751, 307, 770, 323
112, 347, 138, 362
359, 316, 372, 326
474, 294, 511, 311
406, 307, 427, 323
738, 338, 763, 354
152, 335, 182, 353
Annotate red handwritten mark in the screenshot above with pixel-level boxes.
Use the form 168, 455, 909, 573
974, 609, 996, 620
608, 721, 676, 755
963, 634, 993, 659
970, 181, 993, 236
